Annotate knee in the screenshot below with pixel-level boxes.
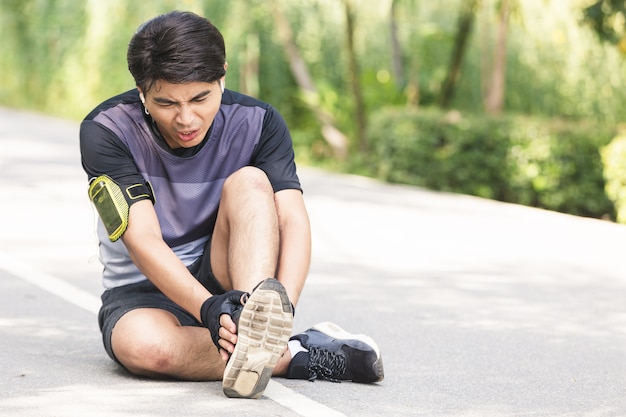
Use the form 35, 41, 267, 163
223, 167, 273, 196
114, 335, 177, 377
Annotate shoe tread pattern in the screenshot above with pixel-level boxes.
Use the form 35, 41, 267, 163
222, 279, 293, 398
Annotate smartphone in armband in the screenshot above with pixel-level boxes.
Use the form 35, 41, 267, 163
88, 175, 129, 242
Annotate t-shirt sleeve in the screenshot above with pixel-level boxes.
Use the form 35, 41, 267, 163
80, 119, 154, 204
251, 106, 302, 193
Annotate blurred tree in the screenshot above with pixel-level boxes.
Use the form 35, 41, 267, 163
405, 3, 421, 108
270, 0, 348, 159
221, 0, 259, 97
343, 0, 368, 153
439, 0, 479, 108
389, 0, 421, 107
82, 0, 119, 99
582, 0, 626, 52
389, 0, 405, 88
483, 0, 518, 114
3, 0, 626, 133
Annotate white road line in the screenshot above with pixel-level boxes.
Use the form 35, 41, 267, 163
265, 380, 348, 417
0, 251, 347, 417
0, 251, 100, 315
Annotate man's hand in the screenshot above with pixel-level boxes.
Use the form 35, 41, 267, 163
200, 290, 248, 356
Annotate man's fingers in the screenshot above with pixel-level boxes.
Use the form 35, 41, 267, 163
218, 320, 238, 344
218, 332, 236, 355
219, 348, 230, 362
209, 290, 248, 362
219, 313, 237, 334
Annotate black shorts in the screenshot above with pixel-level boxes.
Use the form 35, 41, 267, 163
97, 237, 226, 364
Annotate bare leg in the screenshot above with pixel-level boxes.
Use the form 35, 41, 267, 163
210, 166, 279, 292
110, 168, 294, 381
273, 349, 292, 376
111, 308, 225, 380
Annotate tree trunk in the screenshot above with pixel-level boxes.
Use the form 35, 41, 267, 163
239, 33, 260, 98
439, 0, 479, 109
344, 0, 368, 154
405, 0, 421, 108
83, 0, 118, 95
484, 0, 510, 114
390, 0, 405, 88
271, 1, 348, 160
406, 59, 420, 108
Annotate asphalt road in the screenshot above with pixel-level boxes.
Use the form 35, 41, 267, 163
1, 107, 626, 416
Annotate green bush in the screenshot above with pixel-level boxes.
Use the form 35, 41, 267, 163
367, 107, 617, 220
602, 133, 626, 223
509, 119, 616, 219
369, 108, 513, 200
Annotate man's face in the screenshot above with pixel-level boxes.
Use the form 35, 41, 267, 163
140, 79, 223, 149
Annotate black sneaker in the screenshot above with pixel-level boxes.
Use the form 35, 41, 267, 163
287, 322, 384, 383
222, 278, 293, 399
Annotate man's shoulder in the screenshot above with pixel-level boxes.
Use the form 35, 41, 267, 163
220, 90, 287, 132
83, 89, 141, 121
221, 89, 271, 111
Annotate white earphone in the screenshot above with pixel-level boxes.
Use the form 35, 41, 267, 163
220, 80, 225, 93
139, 92, 149, 115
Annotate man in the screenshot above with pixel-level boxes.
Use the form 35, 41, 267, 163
80, 10, 383, 399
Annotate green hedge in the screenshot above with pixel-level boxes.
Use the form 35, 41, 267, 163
602, 133, 626, 223
367, 107, 618, 221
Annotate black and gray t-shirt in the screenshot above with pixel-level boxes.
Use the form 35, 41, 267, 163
80, 88, 301, 288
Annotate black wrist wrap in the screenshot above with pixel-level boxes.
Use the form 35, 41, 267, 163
200, 290, 247, 349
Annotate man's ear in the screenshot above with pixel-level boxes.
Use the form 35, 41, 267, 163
137, 87, 145, 104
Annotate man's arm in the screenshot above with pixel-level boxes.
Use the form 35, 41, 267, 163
121, 199, 211, 322
274, 189, 311, 307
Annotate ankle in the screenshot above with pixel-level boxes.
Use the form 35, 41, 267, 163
272, 348, 292, 377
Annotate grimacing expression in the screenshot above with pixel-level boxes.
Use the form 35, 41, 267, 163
140, 79, 224, 149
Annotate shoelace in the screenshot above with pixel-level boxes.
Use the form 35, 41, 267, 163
307, 346, 347, 383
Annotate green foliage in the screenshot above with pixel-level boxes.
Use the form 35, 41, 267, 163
2, 0, 626, 125
452, 1, 626, 124
368, 108, 513, 200
2, 0, 626, 221
508, 119, 616, 218
602, 133, 626, 223
0, 0, 87, 111
367, 107, 616, 220
582, 0, 626, 45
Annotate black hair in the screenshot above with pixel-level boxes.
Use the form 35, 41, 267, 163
127, 11, 226, 93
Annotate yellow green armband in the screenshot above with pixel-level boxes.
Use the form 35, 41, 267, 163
88, 175, 129, 242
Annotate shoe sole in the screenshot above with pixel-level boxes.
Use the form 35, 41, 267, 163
312, 321, 385, 383
222, 279, 293, 399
